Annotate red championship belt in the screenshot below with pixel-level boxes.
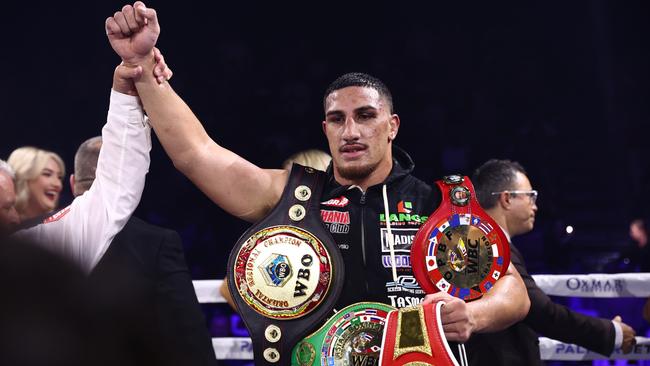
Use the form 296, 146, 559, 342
411, 175, 510, 301
379, 301, 461, 366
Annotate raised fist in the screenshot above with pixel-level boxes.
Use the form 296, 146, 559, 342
105, 2, 160, 65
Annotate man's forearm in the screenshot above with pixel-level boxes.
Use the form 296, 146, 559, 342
105, 3, 287, 222
468, 264, 530, 333
132, 56, 213, 174
131, 57, 287, 222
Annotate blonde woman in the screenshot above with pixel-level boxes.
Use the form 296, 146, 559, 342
8, 147, 65, 221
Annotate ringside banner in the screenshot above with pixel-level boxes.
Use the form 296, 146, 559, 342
532, 273, 650, 298
538, 337, 650, 361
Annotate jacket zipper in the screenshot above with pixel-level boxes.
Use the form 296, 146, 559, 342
359, 191, 369, 293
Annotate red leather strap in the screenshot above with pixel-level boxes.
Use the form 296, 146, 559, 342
379, 301, 459, 365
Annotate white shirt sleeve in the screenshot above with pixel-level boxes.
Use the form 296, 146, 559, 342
612, 320, 623, 350
14, 90, 151, 273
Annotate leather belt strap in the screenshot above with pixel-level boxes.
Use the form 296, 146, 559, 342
227, 164, 344, 365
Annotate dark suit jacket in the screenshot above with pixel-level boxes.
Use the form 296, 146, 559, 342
466, 243, 615, 365
87, 216, 218, 366
516, 243, 615, 355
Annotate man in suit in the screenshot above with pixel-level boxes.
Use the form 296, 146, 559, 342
71, 136, 218, 366
468, 159, 636, 365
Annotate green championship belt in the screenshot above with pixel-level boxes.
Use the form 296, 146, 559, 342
292, 302, 395, 366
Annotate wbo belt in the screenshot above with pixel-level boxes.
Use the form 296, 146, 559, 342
292, 302, 395, 366
227, 164, 344, 365
379, 301, 464, 366
411, 175, 510, 301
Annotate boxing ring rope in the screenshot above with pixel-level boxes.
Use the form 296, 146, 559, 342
532, 273, 650, 298
195, 273, 650, 361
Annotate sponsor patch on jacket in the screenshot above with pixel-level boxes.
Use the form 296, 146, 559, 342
385, 275, 425, 295
397, 200, 412, 213
379, 201, 428, 226
43, 206, 71, 224
320, 210, 350, 224
380, 228, 418, 253
321, 209, 350, 234
379, 212, 428, 226
387, 295, 423, 308
321, 196, 349, 208
381, 254, 412, 268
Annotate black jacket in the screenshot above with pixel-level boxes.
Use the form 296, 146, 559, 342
87, 216, 218, 366
320, 146, 440, 309
465, 244, 542, 366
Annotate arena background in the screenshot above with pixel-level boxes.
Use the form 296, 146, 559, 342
1, 1, 648, 364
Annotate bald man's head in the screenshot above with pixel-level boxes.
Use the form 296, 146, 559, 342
0, 161, 20, 236
72, 137, 102, 197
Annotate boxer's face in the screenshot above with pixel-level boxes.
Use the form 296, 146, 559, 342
323, 86, 399, 182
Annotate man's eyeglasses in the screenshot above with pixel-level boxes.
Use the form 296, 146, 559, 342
490, 190, 538, 204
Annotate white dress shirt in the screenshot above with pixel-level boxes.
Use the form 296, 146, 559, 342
15, 90, 151, 273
